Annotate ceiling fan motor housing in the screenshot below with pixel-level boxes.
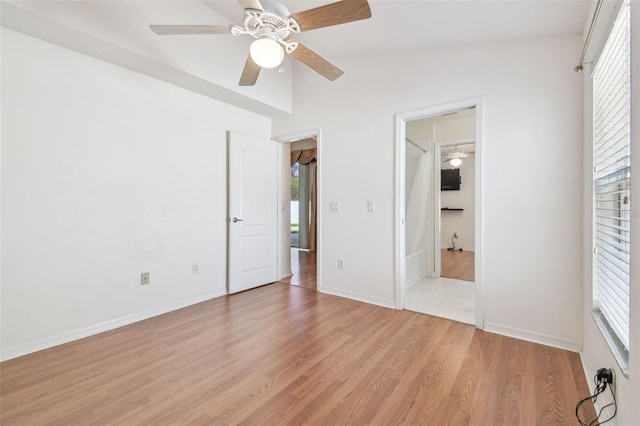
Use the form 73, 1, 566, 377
240, 1, 301, 43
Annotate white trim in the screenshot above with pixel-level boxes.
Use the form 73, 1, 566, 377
319, 286, 395, 310
484, 322, 583, 353
0, 291, 225, 361
275, 139, 285, 280
474, 101, 484, 329
394, 113, 406, 308
435, 142, 442, 277
272, 129, 322, 291
395, 97, 484, 330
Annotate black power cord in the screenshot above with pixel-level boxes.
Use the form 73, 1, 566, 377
575, 369, 617, 425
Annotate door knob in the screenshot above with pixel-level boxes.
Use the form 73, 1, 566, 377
232, 217, 243, 223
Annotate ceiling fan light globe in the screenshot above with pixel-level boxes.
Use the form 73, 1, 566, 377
250, 37, 283, 68
450, 158, 462, 167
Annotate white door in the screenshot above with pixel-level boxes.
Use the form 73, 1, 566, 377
227, 131, 278, 294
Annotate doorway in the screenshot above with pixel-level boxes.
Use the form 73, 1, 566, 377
395, 99, 483, 328
438, 140, 475, 280
274, 131, 321, 291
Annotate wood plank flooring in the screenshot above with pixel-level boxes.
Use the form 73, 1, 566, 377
441, 249, 475, 282
1, 284, 595, 425
278, 249, 317, 290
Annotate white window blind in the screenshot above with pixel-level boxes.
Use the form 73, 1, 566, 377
592, 0, 631, 351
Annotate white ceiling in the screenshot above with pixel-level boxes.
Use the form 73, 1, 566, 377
1, 0, 591, 115
205, 0, 591, 58
5, 0, 592, 61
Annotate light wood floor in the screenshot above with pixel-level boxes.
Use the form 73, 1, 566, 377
442, 249, 475, 282
279, 248, 317, 290
1, 284, 595, 425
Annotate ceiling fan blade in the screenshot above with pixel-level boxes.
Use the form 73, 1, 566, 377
237, 0, 264, 11
290, 42, 343, 81
289, 0, 372, 32
239, 54, 261, 86
149, 25, 231, 35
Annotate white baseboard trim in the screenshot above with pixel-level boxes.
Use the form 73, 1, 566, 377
580, 352, 595, 390
440, 246, 475, 252
484, 322, 583, 353
278, 271, 293, 281
319, 285, 395, 309
0, 291, 226, 361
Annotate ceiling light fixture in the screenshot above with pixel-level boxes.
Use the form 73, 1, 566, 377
250, 36, 284, 68
450, 158, 462, 167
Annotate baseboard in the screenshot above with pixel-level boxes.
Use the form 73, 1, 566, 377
0, 291, 226, 361
580, 352, 595, 391
441, 246, 475, 252
484, 322, 583, 353
279, 271, 293, 281
319, 285, 395, 309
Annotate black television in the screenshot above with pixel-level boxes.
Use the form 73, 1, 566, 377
441, 168, 461, 191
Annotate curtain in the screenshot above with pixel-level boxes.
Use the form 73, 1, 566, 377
290, 148, 317, 251
406, 152, 433, 262
290, 150, 302, 165
291, 148, 316, 165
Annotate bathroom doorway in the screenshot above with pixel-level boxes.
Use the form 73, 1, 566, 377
395, 99, 482, 328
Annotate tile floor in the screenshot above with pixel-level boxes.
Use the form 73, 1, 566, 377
405, 277, 475, 325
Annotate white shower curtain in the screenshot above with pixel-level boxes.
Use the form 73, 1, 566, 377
406, 151, 434, 272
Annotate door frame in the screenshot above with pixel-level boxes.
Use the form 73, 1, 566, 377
394, 98, 484, 329
273, 129, 322, 290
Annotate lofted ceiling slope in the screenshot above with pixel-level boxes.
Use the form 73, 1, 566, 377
1, 0, 591, 118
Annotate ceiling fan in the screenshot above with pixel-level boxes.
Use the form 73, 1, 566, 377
150, 0, 372, 86
443, 147, 475, 167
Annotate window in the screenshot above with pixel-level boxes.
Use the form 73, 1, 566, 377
592, 0, 630, 371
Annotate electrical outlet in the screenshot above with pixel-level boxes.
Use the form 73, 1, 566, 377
610, 367, 616, 394
141, 272, 150, 285
330, 201, 340, 212
192, 264, 200, 274
367, 201, 376, 212
597, 367, 614, 386
337, 258, 345, 270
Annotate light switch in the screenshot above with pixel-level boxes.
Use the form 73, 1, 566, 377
330, 201, 341, 212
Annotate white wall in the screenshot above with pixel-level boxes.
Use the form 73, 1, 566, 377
274, 34, 584, 348
436, 117, 476, 141
1, 1, 293, 117
0, 28, 271, 360
580, 2, 640, 424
